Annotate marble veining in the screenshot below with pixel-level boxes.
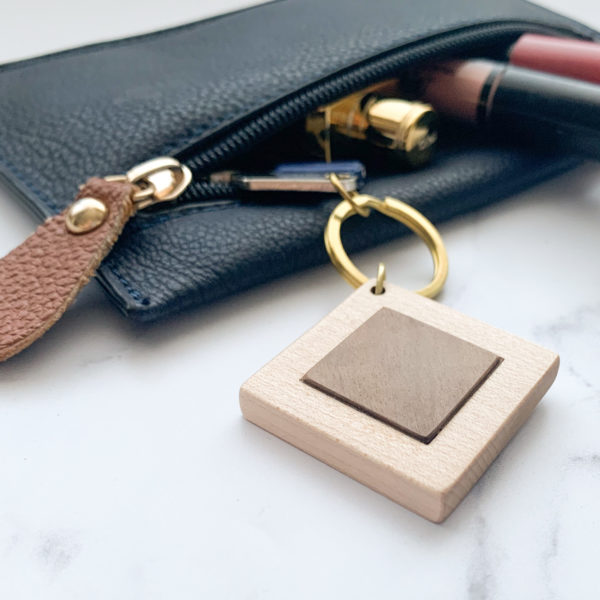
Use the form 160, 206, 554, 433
467, 516, 496, 600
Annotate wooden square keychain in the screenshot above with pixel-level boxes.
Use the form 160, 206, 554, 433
240, 175, 558, 522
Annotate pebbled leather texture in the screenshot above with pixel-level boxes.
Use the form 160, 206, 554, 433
0, 179, 134, 361
0, 0, 596, 320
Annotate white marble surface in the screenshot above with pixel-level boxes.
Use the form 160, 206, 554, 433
0, 1, 599, 598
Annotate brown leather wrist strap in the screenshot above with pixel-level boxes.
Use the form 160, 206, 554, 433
0, 178, 135, 362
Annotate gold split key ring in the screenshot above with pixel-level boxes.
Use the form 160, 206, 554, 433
324, 173, 449, 298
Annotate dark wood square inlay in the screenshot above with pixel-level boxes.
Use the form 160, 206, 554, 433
302, 308, 501, 443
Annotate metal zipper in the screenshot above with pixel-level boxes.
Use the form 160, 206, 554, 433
171, 21, 592, 204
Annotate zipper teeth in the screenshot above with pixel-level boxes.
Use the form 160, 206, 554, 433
177, 21, 588, 200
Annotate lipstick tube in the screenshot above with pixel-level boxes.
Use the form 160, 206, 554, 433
509, 34, 600, 85
412, 59, 600, 160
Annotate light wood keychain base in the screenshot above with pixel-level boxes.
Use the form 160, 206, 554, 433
240, 281, 558, 522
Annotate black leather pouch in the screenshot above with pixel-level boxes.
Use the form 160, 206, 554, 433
0, 0, 596, 320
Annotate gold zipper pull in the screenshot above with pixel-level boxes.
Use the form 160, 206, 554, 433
106, 157, 192, 211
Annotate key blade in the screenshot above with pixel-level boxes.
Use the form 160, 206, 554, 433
235, 175, 357, 193
209, 171, 358, 193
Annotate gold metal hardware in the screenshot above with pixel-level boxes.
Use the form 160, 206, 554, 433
65, 197, 108, 234
328, 170, 370, 217
210, 170, 359, 193
325, 174, 448, 299
373, 262, 386, 295
106, 157, 193, 211
306, 80, 438, 167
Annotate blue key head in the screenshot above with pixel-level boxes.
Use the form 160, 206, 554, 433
272, 161, 366, 189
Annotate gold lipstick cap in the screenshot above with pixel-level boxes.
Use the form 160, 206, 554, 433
306, 80, 438, 167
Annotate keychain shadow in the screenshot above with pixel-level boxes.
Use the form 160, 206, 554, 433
236, 394, 554, 539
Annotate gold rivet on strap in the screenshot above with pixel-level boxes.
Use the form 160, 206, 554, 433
65, 197, 108, 234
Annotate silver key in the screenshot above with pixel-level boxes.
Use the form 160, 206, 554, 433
209, 171, 359, 193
